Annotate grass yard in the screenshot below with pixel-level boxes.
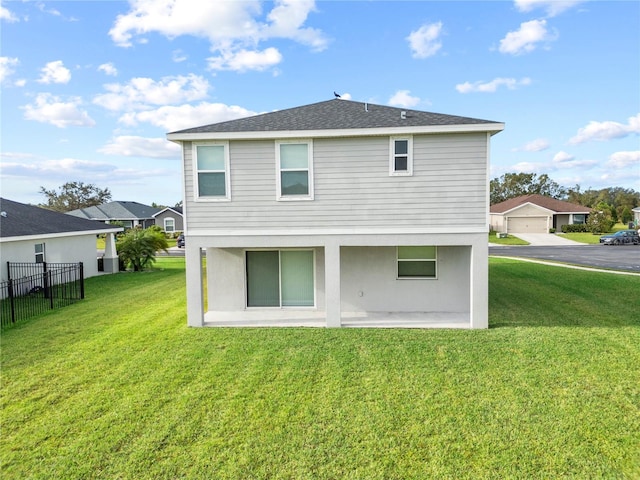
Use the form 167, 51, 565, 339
488, 231, 529, 245
1, 257, 639, 479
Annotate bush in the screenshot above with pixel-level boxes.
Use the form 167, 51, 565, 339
586, 210, 615, 234
118, 228, 169, 271
561, 224, 588, 233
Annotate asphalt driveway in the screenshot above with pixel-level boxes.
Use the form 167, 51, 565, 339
490, 244, 640, 272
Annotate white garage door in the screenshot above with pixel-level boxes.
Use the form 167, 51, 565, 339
508, 216, 548, 233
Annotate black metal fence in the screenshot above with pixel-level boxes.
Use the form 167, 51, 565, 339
1, 262, 84, 328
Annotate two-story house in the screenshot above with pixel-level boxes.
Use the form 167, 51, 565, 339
167, 99, 504, 329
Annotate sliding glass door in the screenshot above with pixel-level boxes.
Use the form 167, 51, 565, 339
246, 250, 314, 307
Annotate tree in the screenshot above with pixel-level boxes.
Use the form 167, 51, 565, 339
117, 227, 169, 271
490, 173, 566, 204
586, 203, 615, 234
39, 181, 111, 212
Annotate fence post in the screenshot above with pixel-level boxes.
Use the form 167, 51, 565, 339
47, 271, 54, 309
79, 262, 85, 299
8, 279, 16, 324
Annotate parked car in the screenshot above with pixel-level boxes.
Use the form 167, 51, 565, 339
599, 230, 640, 245
177, 233, 185, 248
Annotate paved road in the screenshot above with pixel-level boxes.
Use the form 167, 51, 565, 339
490, 244, 640, 272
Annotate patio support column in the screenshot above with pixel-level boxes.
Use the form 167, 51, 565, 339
103, 232, 119, 273
185, 244, 205, 327
469, 239, 488, 329
324, 241, 341, 328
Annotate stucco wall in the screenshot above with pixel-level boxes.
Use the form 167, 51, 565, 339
205, 245, 470, 315
0, 234, 101, 283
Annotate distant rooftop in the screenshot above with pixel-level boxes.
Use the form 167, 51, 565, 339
0, 198, 122, 239
67, 201, 160, 221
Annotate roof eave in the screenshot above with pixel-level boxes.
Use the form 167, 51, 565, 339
167, 123, 505, 142
0, 227, 124, 243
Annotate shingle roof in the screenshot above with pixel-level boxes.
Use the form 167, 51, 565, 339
490, 194, 592, 214
0, 198, 122, 239
169, 99, 500, 135
152, 206, 183, 217
67, 201, 160, 221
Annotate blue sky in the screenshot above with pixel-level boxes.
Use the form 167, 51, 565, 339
1, 0, 638, 207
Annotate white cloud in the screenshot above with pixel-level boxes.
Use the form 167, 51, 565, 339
1, 157, 116, 179
388, 90, 421, 108
549, 151, 597, 169
119, 102, 257, 132
22, 93, 95, 128
37, 60, 71, 84
208, 47, 283, 72
552, 151, 575, 164
93, 74, 210, 111
1, 5, 19, 22
0, 56, 19, 83
456, 77, 531, 93
499, 19, 556, 55
514, 0, 584, 17
172, 50, 187, 62
511, 161, 540, 173
98, 63, 118, 76
109, 0, 327, 72
262, 0, 327, 51
569, 114, 640, 144
514, 138, 550, 152
407, 22, 443, 59
606, 151, 640, 169
99, 136, 181, 158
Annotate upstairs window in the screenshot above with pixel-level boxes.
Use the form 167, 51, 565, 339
276, 140, 313, 200
195, 142, 230, 200
397, 246, 437, 279
390, 136, 413, 176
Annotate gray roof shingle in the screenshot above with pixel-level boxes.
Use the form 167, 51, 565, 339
66, 201, 160, 221
490, 194, 592, 214
169, 99, 500, 135
0, 198, 122, 239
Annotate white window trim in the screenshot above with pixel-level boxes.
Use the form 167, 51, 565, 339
389, 136, 413, 176
35, 243, 46, 263
244, 248, 317, 309
193, 141, 231, 202
164, 217, 175, 232
275, 139, 314, 201
396, 246, 437, 280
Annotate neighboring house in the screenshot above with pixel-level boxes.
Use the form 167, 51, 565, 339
0, 198, 122, 283
490, 194, 591, 234
66, 201, 160, 229
152, 206, 184, 233
167, 99, 504, 329
633, 207, 640, 225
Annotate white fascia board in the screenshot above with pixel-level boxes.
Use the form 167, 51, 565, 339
167, 123, 505, 142
152, 207, 182, 217
502, 202, 555, 215
0, 228, 123, 243
185, 226, 489, 237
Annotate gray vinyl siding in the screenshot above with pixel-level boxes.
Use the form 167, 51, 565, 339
184, 133, 488, 231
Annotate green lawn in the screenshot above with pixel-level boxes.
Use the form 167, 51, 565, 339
2, 257, 639, 479
488, 231, 529, 245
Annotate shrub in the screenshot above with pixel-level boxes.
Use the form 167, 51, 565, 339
118, 228, 169, 271
561, 224, 588, 233
586, 210, 615, 234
